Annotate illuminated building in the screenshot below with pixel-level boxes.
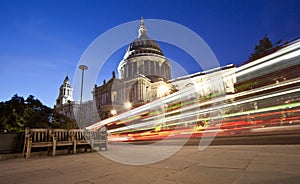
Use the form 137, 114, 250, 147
55, 18, 238, 121
93, 18, 173, 119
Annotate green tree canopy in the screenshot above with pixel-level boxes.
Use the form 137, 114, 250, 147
0, 94, 77, 132
51, 112, 78, 129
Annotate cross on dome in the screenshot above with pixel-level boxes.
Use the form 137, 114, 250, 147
138, 16, 147, 38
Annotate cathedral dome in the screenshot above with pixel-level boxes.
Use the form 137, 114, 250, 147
125, 35, 164, 59
123, 18, 164, 60
118, 17, 171, 81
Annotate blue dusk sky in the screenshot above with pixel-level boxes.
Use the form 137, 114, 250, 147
0, 0, 299, 107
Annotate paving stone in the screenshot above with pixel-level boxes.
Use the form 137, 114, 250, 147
1, 145, 300, 184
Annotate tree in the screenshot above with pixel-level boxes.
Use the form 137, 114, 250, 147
25, 95, 53, 128
0, 94, 81, 132
0, 94, 53, 132
51, 112, 78, 129
249, 34, 281, 60
0, 95, 26, 132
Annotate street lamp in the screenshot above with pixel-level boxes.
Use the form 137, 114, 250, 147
79, 65, 88, 127
79, 65, 88, 105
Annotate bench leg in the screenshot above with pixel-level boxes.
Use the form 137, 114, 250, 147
90, 140, 94, 152
26, 139, 32, 159
52, 139, 57, 156
73, 140, 76, 154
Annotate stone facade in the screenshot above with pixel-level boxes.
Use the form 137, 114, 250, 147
93, 18, 173, 120
170, 64, 237, 96
55, 18, 237, 122
54, 75, 77, 120
56, 75, 73, 106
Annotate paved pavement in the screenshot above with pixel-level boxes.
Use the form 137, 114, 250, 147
0, 145, 300, 184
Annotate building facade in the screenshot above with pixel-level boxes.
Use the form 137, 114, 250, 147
93, 18, 173, 119
55, 18, 237, 122
170, 64, 237, 96
54, 75, 78, 120
54, 74, 100, 127
118, 18, 171, 80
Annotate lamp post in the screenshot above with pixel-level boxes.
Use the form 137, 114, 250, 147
79, 65, 88, 105
79, 65, 88, 127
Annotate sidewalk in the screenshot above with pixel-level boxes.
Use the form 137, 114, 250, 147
0, 145, 300, 184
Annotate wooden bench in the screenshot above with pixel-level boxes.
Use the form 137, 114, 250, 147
22, 128, 55, 159
52, 129, 76, 156
22, 128, 108, 159
70, 129, 92, 153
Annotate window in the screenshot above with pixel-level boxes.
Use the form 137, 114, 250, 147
112, 91, 117, 103
101, 93, 106, 105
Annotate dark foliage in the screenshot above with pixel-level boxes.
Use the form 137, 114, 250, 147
249, 34, 281, 60
0, 94, 76, 132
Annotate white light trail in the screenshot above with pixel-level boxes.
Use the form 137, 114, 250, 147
108, 88, 300, 134
238, 40, 300, 73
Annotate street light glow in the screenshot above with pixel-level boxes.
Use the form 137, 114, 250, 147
158, 84, 169, 97
111, 109, 117, 115
124, 102, 132, 109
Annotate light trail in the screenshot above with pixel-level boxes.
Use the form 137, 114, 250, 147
86, 40, 300, 137
139, 82, 300, 123
108, 88, 300, 134
237, 40, 300, 74
87, 82, 299, 132
86, 79, 224, 130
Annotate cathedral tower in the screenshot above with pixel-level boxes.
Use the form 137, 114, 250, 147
56, 74, 73, 106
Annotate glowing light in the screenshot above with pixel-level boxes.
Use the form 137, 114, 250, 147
86, 82, 300, 131
111, 109, 117, 116
237, 43, 300, 78
124, 102, 132, 109
157, 84, 170, 97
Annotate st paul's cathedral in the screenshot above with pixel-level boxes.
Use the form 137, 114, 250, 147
55, 18, 236, 123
